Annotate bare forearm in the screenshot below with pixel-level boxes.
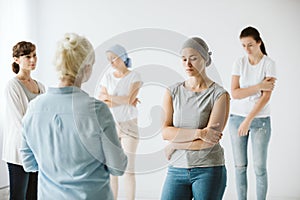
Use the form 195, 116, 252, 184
231, 76, 275, 100
245, 92, 271, 122
232, 84, 260, 99
103, 100, 120, 108
171, 139, 214, 150
162, 90, 224, 144
162, 127, 201, 142
108, 82, 141, 105
99, 86, 134, 106
109, 95, 131, 105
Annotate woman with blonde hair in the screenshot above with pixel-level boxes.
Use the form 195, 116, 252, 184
20, 33, 127, 199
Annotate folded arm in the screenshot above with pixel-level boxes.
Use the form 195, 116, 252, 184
161, 89, 202, 143
98, 81, 142, 107
161, 90, 229, 150
98, 86, 119, 107
231, 75, 276, 99
232, 75, 276, 136
164, 92, 230, 159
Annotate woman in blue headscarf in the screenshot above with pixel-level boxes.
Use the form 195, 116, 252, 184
98, 44, 143, 200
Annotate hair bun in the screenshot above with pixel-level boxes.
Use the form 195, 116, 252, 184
62, 33, 79, 50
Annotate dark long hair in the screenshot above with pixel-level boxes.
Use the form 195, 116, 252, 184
240, 26, 267, 56
12, 41, 36, 74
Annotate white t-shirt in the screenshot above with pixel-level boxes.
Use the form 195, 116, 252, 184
230, 55, 276, 117
100, 69, 142, 122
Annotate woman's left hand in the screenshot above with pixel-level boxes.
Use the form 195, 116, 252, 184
131, 98, 141, 107
238, 119, 251, 136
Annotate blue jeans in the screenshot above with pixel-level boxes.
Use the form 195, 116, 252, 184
229, 114, 271, 200
161, 166, 226, 200
7, 163, 38, 200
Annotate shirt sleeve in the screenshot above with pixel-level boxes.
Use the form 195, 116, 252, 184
97, 102, 128, 175
131, 71, 142, 84
100, 71, 109, 88
232, 58, 242, 76
265, 59, 276, 78
168, 82, 181, 100
214, 85, 229, 102
20, 108, 39, 172
5, 80, 25, 130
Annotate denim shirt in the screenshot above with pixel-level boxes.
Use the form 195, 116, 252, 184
21, 86, 127, 199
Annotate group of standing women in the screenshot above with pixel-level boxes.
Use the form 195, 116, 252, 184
2, 26, 276, 200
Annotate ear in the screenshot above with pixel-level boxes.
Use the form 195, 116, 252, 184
14, 57, 20, 64
86, 64, 93, 75
82, 64, 93, 82
85, 64, 92, 72
258, 40, 262, 46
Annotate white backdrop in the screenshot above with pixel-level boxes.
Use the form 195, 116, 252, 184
0, 0, 39, 188
0, 0, 300, 199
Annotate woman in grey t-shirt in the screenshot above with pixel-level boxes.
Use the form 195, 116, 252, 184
160, 37, 230, 200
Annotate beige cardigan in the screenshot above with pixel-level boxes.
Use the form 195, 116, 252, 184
2, 77, 45, 165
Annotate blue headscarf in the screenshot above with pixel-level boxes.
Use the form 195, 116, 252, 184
106, 44, 132, 68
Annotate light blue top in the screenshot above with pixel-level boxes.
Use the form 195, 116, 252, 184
21, 86, 128, 200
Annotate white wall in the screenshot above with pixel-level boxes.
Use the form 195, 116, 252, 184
1, 0, 300, 199
0, 0, 39, 187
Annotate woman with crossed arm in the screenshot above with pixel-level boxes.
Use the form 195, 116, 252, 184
161, 37, 230, 200
229, 26, 276, 200
98, 44, 142, 200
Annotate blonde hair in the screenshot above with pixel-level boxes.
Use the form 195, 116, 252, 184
55, 33, 95, 81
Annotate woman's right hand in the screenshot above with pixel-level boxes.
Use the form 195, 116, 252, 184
199, 123, 222, 144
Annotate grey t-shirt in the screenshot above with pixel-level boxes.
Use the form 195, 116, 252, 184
169, 81, 228, 168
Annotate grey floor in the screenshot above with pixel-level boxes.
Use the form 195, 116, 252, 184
0, 187, 155, 200
1, 187, 299, 200
0, 187, 8, 200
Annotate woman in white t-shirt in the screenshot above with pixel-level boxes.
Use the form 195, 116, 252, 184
98, 44, 142, 200
229, 26, 276, 200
